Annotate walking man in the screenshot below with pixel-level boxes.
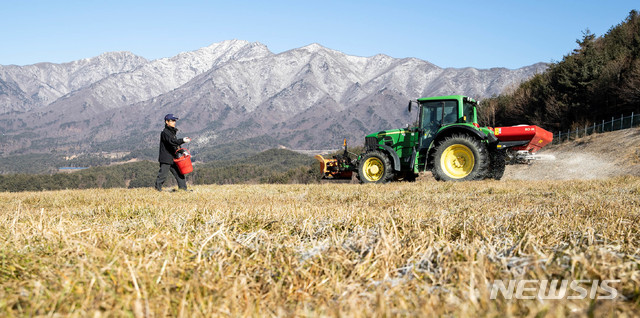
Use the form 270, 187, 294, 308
155, 114, 191, 191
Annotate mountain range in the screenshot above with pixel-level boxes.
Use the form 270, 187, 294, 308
0, 40, 547, 156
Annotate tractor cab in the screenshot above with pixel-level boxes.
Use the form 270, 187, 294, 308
415, 95, 479, 150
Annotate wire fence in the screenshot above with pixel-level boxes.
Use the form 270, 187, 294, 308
553, 112, 640, 144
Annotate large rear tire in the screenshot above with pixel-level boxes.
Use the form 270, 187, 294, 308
487, 149, 506, 180
358, 151, 393, 184
431, 134, 489, 181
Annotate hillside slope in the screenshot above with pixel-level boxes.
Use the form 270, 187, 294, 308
504, 127, 640, 180
479, 11, 640, 133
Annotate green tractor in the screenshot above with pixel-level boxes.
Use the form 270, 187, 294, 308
315, 95, 553, 183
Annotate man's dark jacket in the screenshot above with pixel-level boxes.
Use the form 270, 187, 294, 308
158, 125, 185, 164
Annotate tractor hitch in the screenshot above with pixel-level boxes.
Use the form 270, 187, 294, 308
315, 139, 357, 180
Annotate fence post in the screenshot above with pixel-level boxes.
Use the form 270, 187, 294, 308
593, 122, 596, 134
568, 129, 571, 141
621, 114, 624, 130
612, 117, 614, 132
602, 119, 605, 133
632, 112, 635, 128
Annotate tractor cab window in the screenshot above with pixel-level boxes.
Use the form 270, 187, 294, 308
421, 100, 458, 131
418, 100, 458, 150
463, 101, 476, 123
443, 104, 458, 124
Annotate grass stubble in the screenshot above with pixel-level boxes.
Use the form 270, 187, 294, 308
0, 177, 639, 317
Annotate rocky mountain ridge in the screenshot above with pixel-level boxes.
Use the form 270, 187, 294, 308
0, 40, 547, 155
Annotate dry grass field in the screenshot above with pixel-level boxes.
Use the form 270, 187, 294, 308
1, 177, 639, 317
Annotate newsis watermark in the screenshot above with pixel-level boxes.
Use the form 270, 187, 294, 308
489, 279, 620, 300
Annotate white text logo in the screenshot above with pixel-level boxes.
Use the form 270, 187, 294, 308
489, 279, 619, 300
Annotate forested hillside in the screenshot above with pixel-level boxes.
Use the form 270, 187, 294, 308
479, 11, 640, 131
0, 149, 318, 192
0, 136, 282, 174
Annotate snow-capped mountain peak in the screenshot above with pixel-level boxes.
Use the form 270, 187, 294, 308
0, 40, 546, 153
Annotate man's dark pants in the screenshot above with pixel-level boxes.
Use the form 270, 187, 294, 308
155, 163, 187, 191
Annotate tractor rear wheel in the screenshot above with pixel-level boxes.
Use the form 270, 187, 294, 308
431, 134, 489, 181
358, 151, 393, 183
487, 149, 506, 180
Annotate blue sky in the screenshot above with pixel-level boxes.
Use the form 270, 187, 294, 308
1, 1, 637, 68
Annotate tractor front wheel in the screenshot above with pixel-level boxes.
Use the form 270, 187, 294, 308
358, 151, 393, 183
431, 134, 488, 181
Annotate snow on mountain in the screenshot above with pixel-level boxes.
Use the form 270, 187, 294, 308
47, 40, 273, 113
0, 40, 547, 154
0, 51, 148, 113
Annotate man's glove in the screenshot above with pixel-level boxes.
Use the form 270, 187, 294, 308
183, 137, 191, 143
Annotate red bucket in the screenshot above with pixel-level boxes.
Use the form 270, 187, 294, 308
173, 148, 193, 175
